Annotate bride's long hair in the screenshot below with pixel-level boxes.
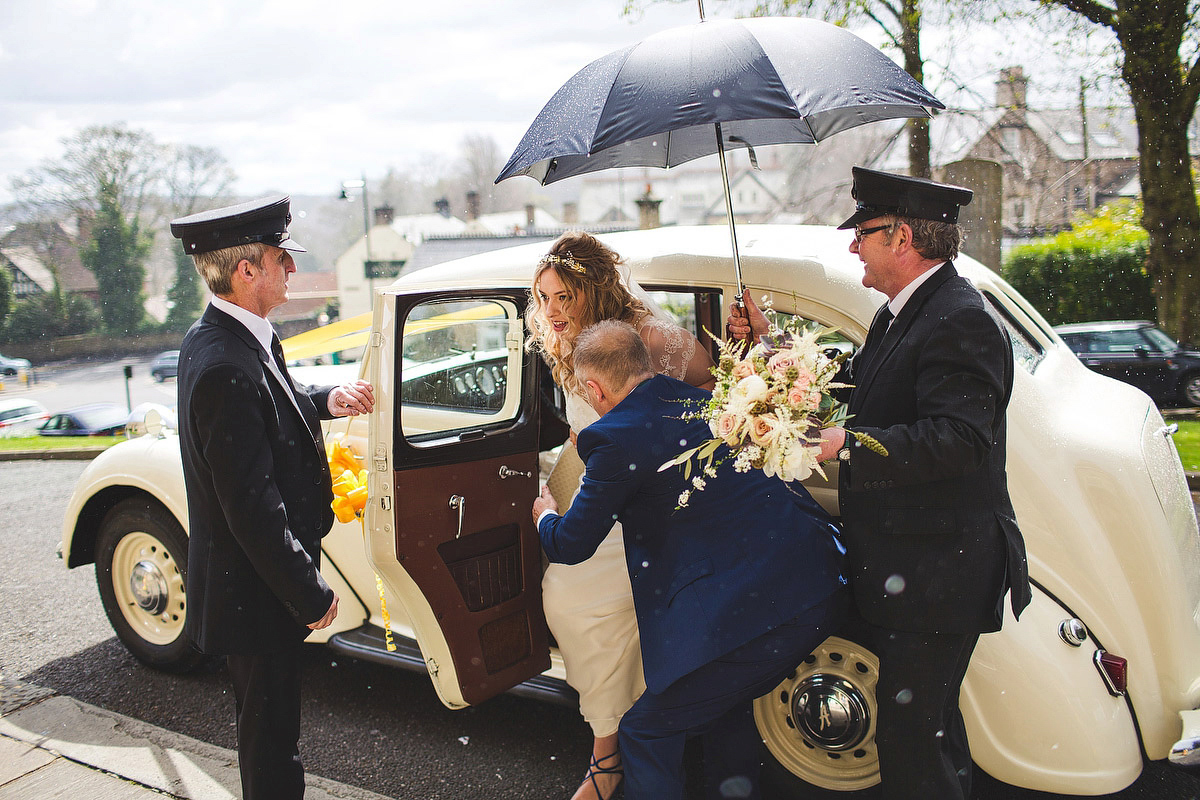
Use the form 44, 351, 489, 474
525, 231, 649, 395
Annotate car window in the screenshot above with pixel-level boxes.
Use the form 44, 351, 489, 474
982, 292, 1045, 373
399, 297, 523, 442
639, 285, 725, 356
1092, 329, 1150, 354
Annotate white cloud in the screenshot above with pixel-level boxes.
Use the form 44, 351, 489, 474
0, 0, 708, 202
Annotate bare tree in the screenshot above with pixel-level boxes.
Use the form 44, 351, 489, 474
9, 123, 164, 235
161, 145, 237, 331
1025, 0, 1200, 342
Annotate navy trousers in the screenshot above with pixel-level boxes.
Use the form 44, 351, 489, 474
227, 650, 305, 800
619, 589, 848, 800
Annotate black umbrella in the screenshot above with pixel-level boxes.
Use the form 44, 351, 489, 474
495, 16, 944, 290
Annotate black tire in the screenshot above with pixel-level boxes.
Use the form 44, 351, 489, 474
153, 372, 165, 383
1180, 373, 1200, 407
95, 498, 204, 673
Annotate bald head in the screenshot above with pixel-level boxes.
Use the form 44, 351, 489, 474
574, 320, 654, 415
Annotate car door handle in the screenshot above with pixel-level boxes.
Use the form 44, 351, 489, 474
449, 495, 465, 538
498, 466, 532, 479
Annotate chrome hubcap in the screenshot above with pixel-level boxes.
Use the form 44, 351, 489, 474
130, 559, 169, 615
791, 675, 871, 751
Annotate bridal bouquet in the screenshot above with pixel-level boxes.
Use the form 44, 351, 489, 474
661, 314, 886, 507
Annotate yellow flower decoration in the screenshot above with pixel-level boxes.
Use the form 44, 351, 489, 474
327, 435, 395, 652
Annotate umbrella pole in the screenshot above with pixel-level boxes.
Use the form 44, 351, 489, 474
713, 122, 744, 298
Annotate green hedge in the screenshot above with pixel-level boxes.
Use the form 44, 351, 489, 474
1002, 200, 1156, 325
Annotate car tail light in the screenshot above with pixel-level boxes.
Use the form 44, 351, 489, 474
1094, 650, 1128, 696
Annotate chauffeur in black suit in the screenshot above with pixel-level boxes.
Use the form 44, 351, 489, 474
170, 196, 374, 800
729, 168, 1031, 800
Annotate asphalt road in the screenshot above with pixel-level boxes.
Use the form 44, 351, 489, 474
5, 456, 1200, 799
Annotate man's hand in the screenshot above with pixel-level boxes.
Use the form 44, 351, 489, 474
532, 485, 559, 526
329, 380, 376, 417
308, 593, 339, 630
726, 289, 770, 342
818, 426, 847, 462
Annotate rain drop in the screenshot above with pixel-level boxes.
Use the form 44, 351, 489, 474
718, 775, 751, 797
713, 88, 722, 98
629, 463, 637, 471
458, 736, 470, 745
884, 574, 906, 595
895, 689, 913, 704
642, 560, 650, 567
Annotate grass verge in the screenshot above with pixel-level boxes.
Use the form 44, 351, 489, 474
1174, 420, 1200, 473
0, 435, 125, 452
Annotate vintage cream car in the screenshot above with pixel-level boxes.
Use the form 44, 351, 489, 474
59, 224, 1200, 796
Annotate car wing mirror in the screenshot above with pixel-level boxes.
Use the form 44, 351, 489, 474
1134, 346, 1150, 358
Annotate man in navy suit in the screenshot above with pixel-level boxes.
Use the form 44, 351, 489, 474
171, 196, 375, 800
533, 320, 847, 800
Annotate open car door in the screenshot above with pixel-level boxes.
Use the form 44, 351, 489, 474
364, 288, 550, 709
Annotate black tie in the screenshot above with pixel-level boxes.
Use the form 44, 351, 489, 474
270, 334, 291, 387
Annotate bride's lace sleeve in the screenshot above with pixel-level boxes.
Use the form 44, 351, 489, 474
638, 316, 716, 388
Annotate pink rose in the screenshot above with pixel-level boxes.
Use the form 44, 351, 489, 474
787, 385, 807, 406
732, 360, 755, 380
749, 414, 779, 446
715, 412, 743, 445
768, 352, 799, 376
794, 367, 816, 390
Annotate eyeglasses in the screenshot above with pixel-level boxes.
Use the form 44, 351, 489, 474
853, 224, 892, 244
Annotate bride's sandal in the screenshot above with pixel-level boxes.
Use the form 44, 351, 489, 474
576, 750, 623, 800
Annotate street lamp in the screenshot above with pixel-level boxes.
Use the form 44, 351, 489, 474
340, 175, 373, 262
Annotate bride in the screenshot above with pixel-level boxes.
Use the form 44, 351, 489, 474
526, 231, 715, 800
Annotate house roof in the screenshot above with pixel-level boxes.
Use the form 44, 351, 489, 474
387, 212, 467, 243
2, 245, 55, 293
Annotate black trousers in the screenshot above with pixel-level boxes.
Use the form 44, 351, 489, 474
869, 626, 980, 800
226, 650, 305, 800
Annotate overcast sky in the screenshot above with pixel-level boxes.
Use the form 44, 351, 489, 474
0, 0, 1115, 206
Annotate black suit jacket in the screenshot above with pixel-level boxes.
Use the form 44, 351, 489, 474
179, 304, 336, 655
840, 263, 1031, 634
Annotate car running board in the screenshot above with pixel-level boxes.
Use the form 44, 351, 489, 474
327, 624, 577, 707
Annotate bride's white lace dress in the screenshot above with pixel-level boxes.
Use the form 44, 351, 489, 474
541, 315, 703, 737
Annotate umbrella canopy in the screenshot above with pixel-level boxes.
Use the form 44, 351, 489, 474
495, 16, 943, 186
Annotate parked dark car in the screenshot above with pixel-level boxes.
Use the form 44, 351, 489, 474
1054, 320, 1200, 407
149, 350, 179, 382
38, 403, 129, 436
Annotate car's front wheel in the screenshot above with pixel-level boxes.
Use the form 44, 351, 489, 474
95, 498, 204, 672
756, 635, 882, 798
153, 371, 164, 383
1179, 373, 1200, 407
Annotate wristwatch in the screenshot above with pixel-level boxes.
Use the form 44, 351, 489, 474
838, 444, 851, 462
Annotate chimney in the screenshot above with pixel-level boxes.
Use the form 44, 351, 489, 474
524, 203, 537, 230
562, 202, 579, 225
466, 191, 480, 222
996, 66, 1028, 110
434, 198, 450, 217
635, 183, 662, 230
374, 205, 394, 226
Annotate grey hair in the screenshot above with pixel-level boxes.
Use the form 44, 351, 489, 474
573, 320, 653, 391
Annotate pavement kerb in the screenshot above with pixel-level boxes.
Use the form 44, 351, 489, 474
0, 679, 394, 800
0, 447, 110, 461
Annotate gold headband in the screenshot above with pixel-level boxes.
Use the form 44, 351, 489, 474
538, 252, 586, 274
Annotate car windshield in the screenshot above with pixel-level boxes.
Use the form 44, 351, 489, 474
1144, 327, 1179, 352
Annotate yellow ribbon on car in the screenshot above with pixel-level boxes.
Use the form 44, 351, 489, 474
326, 435, 396, 652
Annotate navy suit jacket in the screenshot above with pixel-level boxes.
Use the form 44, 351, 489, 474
540, 374, 846, 694
179, 304, 337, 655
